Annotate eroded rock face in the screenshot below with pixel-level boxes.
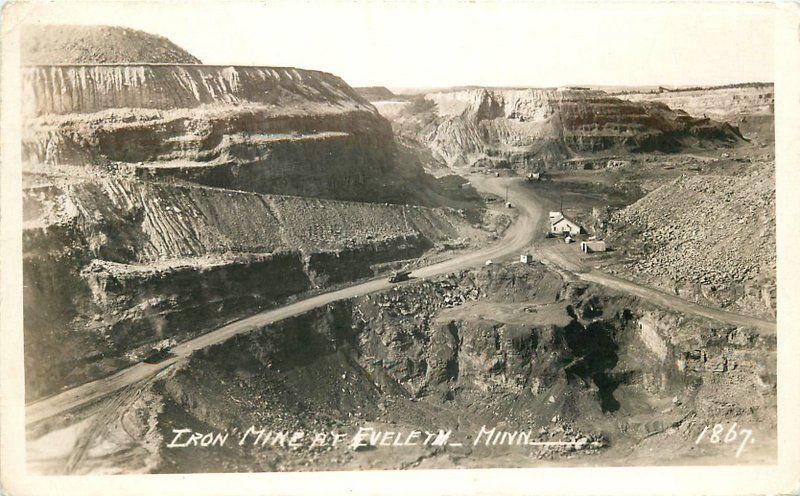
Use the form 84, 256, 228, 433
23, 65, 372, 117
21, 54, 502, 402
388, 88, 743, 170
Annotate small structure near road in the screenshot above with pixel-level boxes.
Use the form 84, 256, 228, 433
549, 211, 581, 236
520, 253, 533, 264
580, 240, 607, 253
389, 270, 411, 283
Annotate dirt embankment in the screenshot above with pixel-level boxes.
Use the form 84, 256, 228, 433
23, 176, 499, 401
32, 263, 775, 474
384, 88, 743, 171
606, 168, 775, 317
614, 84, 774, 143
22, 25, 202, 64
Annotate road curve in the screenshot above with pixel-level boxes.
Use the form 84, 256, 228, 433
577, 270, 776, 334
25, 175, 775, 425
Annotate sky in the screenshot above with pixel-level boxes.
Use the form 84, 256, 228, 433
12, 0, 775, 89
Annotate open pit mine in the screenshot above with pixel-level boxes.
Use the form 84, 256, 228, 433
22, 26, 776, 475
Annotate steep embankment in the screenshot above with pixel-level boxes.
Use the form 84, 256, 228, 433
22, 25, 201, 64
388, 88, 743, 171
614, 84, 774, 143
30, 264, 775, 473
22, 64, 436, 203
23, 176, 496, 401
606, 169, 775, 317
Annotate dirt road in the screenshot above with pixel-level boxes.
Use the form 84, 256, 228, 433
25, 176, 775, 425
25, 177, 539, 425
577, 270, 776, 334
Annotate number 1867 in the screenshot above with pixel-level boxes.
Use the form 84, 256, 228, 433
695, 423, 753, 458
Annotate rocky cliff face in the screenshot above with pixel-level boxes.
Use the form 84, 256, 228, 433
23, 65, 370, 116
614, 84, 774, 142
33, 264, 775, 473
388, 88, 743, 170
23, 176, 494, 400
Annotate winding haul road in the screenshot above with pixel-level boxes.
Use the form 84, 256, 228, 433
24, 176, 776, 426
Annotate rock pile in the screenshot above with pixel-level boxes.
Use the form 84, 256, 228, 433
608, 167, 775, 313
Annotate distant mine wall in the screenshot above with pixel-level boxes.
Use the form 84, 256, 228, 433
22, 178, 483, 400
413, 89, 742, 168
614, 86, 774, 122
614, 86, 774, 142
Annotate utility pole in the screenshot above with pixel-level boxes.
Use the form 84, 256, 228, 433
505, 186, 508, 203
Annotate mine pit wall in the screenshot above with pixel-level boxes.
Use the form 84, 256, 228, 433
24, 110, 390, 165
152, 265, 775, 472
22, 65, 408, 203
305, 235, 429, 285
23, 247, 311, 402
415, 89, 742, 169
615, 86, 774, 141
22, 178, 481, 401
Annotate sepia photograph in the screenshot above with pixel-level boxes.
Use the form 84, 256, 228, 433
1, 0, 798, 494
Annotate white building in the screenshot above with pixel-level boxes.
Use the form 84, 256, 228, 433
549, 212, 581, 236
520, 254, 533, 264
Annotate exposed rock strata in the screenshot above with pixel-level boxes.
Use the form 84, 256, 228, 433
23, 176, 492, 400
22, 65, 429, 202
388, 88, 743, 170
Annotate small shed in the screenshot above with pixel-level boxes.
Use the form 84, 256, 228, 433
581, 240, 607, 253
520, 253, 533, 264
